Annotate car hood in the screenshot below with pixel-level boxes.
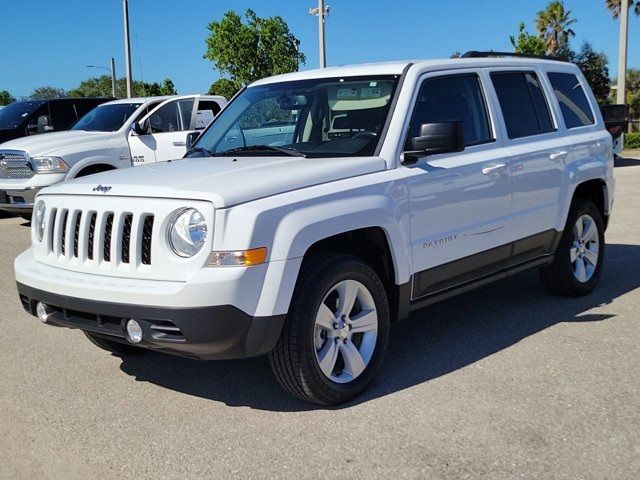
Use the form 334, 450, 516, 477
39, 155, 387, 208
0, 130, 112, 156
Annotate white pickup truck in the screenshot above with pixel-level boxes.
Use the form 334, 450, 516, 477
15, 54, 615, 405
0, 94, 226, 214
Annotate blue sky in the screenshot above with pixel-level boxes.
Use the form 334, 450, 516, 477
1, 0, 638, 98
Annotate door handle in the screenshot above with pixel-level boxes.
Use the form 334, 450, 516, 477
481, 163, 506, 175
172, 141, 186, 147
549, 151, 568, 161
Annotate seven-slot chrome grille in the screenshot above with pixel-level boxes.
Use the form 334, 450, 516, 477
0, 151, 34, 179
43, 207, 155, 266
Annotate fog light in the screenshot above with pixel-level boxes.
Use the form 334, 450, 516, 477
126, 319, 143, 344
36, 302, 49, 323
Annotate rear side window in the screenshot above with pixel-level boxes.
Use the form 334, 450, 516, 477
405, 74, 492, 149
49, 103, 78, 130
490, 71, 554, 139
547, 72, 595, 128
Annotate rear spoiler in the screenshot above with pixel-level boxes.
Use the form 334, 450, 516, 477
600, 104, 628, 140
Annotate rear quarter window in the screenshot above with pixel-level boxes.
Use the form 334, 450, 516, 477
547, 72, 595, 128
490, 71, 555, 139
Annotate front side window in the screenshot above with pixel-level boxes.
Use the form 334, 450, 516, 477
73, 103, 141, 132
0, 101, 43, 129
192, 75, 400, 158
405, 74, 492, 150
148, 101, 181, 133
547, 72, 595, 128
491, 71, 554, 139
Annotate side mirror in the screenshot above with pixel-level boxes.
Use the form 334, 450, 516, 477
186, 131, 200, 150
403, 121, 465, 164
38, 115, 54, 132
131, 120, 150, 136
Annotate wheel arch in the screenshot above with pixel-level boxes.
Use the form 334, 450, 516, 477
66, 156, 122, 179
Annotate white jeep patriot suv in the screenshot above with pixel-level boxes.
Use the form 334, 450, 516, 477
15, 53, 614, 405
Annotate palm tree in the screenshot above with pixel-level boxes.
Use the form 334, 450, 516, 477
536, 1, 577, 55
606, 0, 640, 19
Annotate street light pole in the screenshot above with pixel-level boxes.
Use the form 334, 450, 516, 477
85, 60, 117, 98
123, 0, 133, 98
616, 0, 629, 107
309, 0, 330, 68
110, 57, 117, 98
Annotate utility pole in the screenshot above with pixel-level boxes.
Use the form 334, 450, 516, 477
123, 0, 133, 98
110, 57, 117, 98
309, 0, 330, 68
616, 0, 629, 107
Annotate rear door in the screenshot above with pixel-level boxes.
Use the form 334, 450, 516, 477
489, 68, 568, 263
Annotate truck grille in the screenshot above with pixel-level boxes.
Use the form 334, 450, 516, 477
44, 208, 155, 266
0, 151, 35, 179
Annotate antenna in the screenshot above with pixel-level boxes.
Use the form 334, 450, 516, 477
135, 34, 147, 99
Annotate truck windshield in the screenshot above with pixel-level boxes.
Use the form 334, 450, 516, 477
193, 75, 400, 158
73, 103, 142, 132
0, 101, 43, 129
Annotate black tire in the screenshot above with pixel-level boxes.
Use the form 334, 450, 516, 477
269, 254, 390, 405
76, 165, 115, 178
540, 198, 605, 296
84, 332, 146, 357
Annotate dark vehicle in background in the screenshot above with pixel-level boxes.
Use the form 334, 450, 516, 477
0, 98, 111, 144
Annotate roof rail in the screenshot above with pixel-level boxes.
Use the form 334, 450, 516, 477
461, 51, 567, 62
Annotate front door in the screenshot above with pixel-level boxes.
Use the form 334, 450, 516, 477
401, 72, 512, 300
128, 97, 196, 165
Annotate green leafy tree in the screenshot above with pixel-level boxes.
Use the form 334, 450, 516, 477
0, 90, 16, 106
573, 42, 610, 104
69, 76, 177, 98
605, 0, 640, 18
204, 9, 305, 96
620, 69, 640, 119
510, 22, 547, 55
207, 78, 239, 98
30, 86, 67, 99
536, 1, 577, 55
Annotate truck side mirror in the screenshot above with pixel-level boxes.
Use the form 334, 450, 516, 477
38, 115, 54, 132
186, 131, 200, 150
131, 120, 150, 136
403, 121, 465, 164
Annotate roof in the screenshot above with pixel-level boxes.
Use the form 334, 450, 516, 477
102, 96, 174, 105
250, 57, 573, 86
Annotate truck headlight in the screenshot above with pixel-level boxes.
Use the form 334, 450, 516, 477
34, 200, 46, 241
168, 208, 207, 257
30, 156, 69, 174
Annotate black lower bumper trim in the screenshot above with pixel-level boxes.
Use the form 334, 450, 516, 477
17, 282, 285, 360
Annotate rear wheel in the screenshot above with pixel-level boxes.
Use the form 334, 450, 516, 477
84, 332, 146, 357
269, 254, 390, 405
540, 198, 605, 296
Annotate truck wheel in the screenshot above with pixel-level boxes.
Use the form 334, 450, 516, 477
540, 198, 605, 297
269, 254, 390, 405
84, 332, 146, 357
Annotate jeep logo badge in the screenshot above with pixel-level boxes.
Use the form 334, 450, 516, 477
93, 185, 112, 193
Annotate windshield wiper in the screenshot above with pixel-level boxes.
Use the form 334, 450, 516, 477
219, 145, 306, 158
184, 146, 215, 158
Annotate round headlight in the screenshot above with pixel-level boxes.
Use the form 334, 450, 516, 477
34, 200, 46, 242
168, 208, 207, 257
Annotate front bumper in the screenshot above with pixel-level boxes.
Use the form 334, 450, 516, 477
17, 282, 285, 360
0, 187, 40, 213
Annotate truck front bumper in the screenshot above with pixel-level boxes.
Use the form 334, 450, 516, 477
0, 187, 40, 213
17, 282, 285, 360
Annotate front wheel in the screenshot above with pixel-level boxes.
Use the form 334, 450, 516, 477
269, 254, 390, 405
540, 198, 605, 296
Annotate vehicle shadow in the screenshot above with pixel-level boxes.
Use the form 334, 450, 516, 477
614, 155, 640, 168
118, 243, 640, 412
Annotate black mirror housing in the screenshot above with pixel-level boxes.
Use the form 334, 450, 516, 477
186, 131, 200, 150
131, 120, 150, 136
404, 121, 465, 164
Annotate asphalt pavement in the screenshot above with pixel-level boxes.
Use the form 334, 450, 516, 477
1, 157, 639, 479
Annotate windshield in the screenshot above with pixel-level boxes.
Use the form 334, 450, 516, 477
0, 101, 43, 129
193, 75, 400, 158
72, 103, 142, 132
